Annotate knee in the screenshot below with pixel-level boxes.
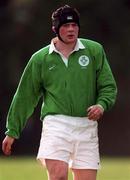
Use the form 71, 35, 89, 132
52, 174, 67, 180
48, 167, 68, 180
50, 171, 67, 180
46, 160, 68, 180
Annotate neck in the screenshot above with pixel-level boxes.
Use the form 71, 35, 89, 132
55, 38, 77, 54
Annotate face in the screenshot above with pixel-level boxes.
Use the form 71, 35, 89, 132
58, 22, 79, 44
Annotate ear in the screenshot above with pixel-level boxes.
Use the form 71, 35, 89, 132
52, 26, 56, 33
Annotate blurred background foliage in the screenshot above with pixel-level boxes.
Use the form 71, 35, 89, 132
0, 0, 130, 156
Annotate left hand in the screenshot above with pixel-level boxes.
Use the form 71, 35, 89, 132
87, 104, 104, 121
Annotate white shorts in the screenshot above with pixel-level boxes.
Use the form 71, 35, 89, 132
37, 115, 100, 169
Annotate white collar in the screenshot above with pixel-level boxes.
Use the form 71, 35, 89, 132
49, 38, 85, 54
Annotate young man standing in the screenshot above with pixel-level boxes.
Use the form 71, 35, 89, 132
2, 5, 117, 180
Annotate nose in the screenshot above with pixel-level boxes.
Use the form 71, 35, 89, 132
68, 24, 74, 31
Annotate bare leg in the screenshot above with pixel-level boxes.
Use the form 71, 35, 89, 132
72, 169, 97, 180
45, 159, 69, 180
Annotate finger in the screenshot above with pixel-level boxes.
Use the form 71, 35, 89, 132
2, 143, 8, 155
2, 141, 12, 155
87, 108, 96, 117
88, 109, 101, 120
87, 105, 104, 120
87, 106, 94, 112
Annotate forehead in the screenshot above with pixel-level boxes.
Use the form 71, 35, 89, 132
62, 22, 78, 26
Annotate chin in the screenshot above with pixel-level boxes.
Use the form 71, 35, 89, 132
67, 38, 77, 43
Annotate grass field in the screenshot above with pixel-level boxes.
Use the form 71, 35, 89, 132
0, 156, 130, 180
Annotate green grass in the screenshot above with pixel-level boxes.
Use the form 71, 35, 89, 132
0, 156, 130, 180
97, 157, 130, 180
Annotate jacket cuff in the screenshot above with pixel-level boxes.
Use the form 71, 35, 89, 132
5, 130, 19, 139
96, 101, 107, 111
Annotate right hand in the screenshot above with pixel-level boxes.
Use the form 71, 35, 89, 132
2, 136, 15, 155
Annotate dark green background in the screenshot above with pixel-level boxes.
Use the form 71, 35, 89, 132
0, 0, 130, 156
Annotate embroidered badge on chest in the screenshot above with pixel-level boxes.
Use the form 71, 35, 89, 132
78, 55, 89, 67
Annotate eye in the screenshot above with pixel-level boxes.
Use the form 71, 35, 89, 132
62, 23, 78, 28
71, 23, 78, 27
62, 24, 69, 27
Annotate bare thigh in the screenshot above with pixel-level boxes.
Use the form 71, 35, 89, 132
45, 159, 69, 180
72, 169, 97, 180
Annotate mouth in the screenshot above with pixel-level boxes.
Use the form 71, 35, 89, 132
67, 34, 75, 38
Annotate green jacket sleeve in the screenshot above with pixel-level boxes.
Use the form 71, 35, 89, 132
5, 54, 43, 138
96, 46, 117, 111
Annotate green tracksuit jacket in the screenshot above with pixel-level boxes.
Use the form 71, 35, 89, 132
5, 38, 117, 138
